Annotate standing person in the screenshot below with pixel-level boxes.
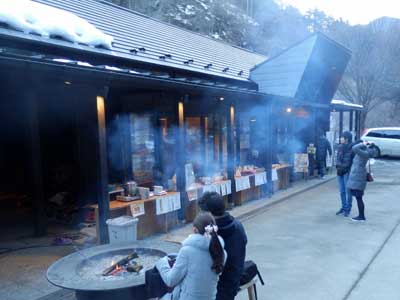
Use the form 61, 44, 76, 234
199, 192, 247, 300
316, 132, 332, 178
347, 141, 379, 222
156, 212, 226, 300
335, 131, 354, 217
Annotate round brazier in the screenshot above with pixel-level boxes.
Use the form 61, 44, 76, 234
47, 240, 180, 300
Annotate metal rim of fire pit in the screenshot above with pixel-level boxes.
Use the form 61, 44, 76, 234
46, 240, 179, 291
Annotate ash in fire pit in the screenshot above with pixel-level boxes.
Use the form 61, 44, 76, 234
47, 241, 180, 300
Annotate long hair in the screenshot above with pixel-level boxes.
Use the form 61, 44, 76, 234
193, 212, 225, 274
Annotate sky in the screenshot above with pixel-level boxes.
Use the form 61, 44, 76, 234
278, 0, 400, 25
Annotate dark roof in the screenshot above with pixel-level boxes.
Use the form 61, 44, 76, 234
250, 33, 351, 105
13, 0, 265, 82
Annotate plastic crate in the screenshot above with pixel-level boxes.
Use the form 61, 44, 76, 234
106, 216, 139, 243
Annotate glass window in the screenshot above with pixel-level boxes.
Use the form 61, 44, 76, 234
366, 130, 385, 138
384, 130, 400, 140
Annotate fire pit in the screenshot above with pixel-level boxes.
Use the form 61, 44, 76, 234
47, 240, 179, 300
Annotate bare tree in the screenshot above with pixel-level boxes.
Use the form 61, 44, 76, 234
331, 18, 400, 129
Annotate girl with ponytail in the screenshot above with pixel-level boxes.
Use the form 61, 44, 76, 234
156, 212, 227, 300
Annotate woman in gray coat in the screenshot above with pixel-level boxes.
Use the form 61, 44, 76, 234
347, 141, 379, 222
156, 213, 227, 300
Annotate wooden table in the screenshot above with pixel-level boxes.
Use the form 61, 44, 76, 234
234, 173, 267, 206
90, 192, 180, 242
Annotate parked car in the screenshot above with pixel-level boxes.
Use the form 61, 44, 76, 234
361, 127, 400, 157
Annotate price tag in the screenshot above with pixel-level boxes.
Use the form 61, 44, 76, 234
130, 202, 145, 217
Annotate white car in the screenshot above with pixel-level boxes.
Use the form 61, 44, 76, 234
361, 127, 400, 157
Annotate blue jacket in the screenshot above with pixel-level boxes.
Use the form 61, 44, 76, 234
215, 213, 247, 300
156, 234, 226, 300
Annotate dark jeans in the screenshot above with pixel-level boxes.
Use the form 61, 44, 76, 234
317, 160, 326, 177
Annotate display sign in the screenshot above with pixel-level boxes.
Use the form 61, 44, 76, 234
130, 202, 145, 218
254, 172, 267, 186
235, 176, 251, 192
294, 153, 309, 173
156, 193, 181, 215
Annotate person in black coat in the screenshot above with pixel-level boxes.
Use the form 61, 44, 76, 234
315, 132, 332, 178
335, 131, 354, 217
199, 192, 248, 300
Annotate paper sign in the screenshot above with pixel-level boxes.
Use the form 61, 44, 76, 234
294, 153, 309, 173
254, 172, 267, 186
130, 202, 145, 218
272, 169, 278, 181
235, 176, 250, 192
156, 193, 181, 215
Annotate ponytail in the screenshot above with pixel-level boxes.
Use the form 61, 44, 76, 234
209, 229, 224, 274
193, 213, 225, 275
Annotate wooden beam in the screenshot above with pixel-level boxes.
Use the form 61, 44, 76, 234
227, 104, 236, 207
339, 111, 344, 139
200, 117, 206, 177
175, 97, 187, 220
96, 90, 110, 244
349, 110, 354, 132
25, 88, 46, 236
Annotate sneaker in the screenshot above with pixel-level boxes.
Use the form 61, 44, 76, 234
344, 212, 350, 217
351, 216, 366, 222
336, 209, 344, 216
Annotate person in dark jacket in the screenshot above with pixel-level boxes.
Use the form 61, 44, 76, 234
199, 192, 247, 300
335, 131, 354, 217
347, 141, 379, 222
316, 132, 332, 178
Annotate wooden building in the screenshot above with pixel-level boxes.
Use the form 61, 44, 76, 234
0, 0, 358, 243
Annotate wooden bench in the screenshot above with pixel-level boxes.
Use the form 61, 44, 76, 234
239, 277, 258, 300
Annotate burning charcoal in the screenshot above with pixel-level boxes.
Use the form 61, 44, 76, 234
126, 263, 143, 273
102, 252, 138, 276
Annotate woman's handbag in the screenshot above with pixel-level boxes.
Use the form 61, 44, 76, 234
366, 160, 374, 182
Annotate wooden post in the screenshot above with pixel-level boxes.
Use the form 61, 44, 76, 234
349, 110, 354, 132
265, 101, 273, 197
96, 90, 110, 244
227, 104, 236, 207
175, 97, 187, 220
200, 116, 206, 177
339, 111, 344, 139
25, 88, 46, 236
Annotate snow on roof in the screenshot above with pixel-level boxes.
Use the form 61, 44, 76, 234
0, 0, 113, 49
331, 99, 363, 109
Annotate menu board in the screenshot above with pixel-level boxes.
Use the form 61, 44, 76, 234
130, 114, 155, 185
294, 153, 309, 173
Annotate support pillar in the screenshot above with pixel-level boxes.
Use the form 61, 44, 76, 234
339, 111, 344, 139
175, 97, 187, 220
227, 104, 236, 207
25, 88, 46, 236
96, 90, 110, 244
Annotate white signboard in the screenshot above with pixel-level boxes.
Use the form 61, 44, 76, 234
254, 172, 267, 186
235, 176, 251, 192
272, 169, 278, 181
156, 193, 181, 215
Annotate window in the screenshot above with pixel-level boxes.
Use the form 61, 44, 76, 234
366, 130, 385, 138
384, 130, 400, 140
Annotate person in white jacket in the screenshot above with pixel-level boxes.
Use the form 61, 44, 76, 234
156, 212, 227, 300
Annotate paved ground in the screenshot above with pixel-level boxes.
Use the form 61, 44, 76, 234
237, 158, 400, 300
1, 158, 399, 300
